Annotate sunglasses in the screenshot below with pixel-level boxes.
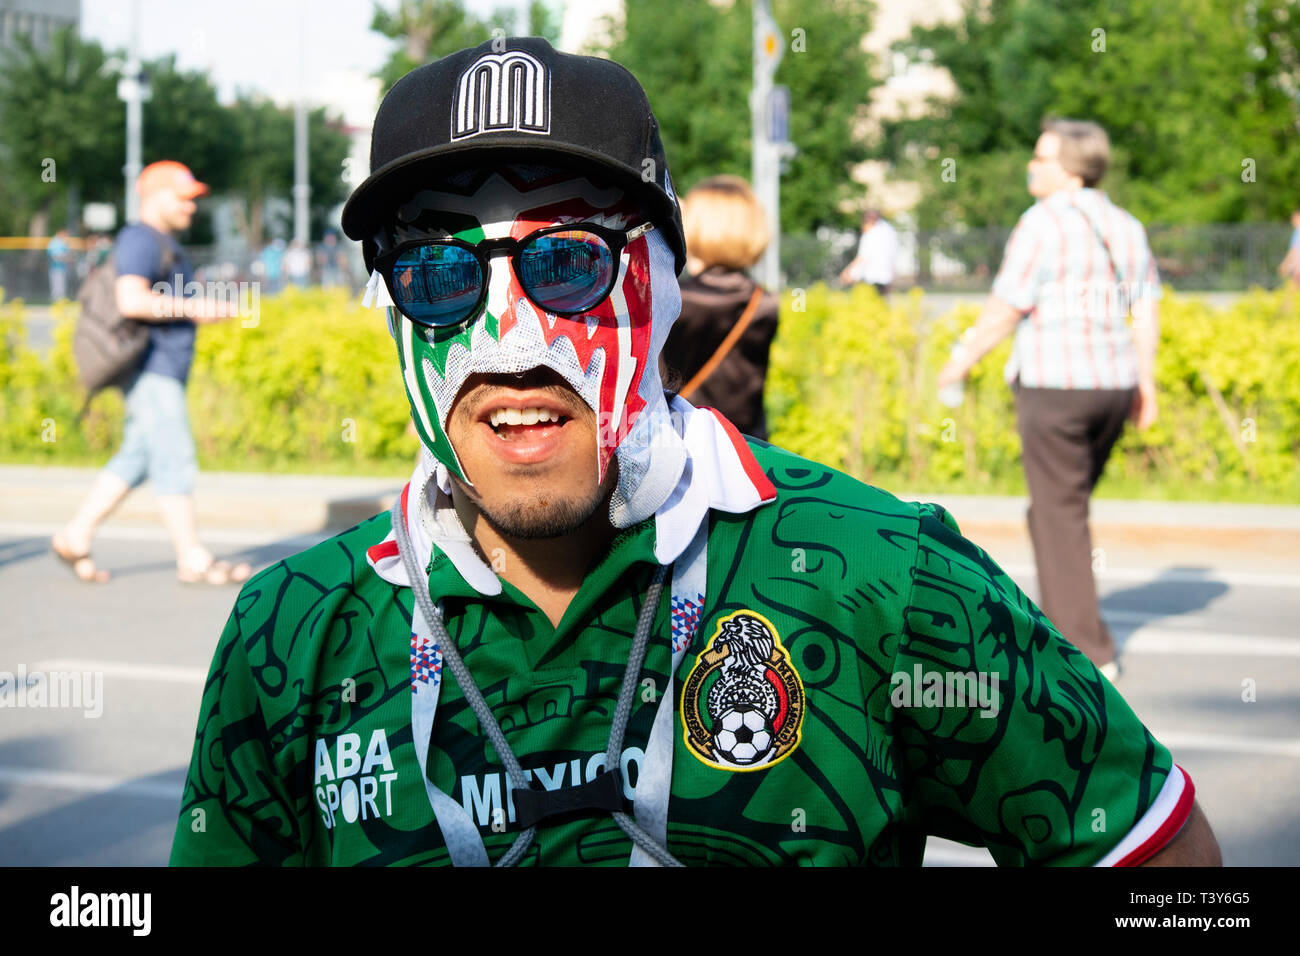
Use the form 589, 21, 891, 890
376, 221, 655, 328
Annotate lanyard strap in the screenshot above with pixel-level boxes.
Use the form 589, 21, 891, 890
629, 517, 706, 865
393, 495, 706, 866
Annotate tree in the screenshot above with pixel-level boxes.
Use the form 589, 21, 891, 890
603, 0, 878, 233
884, 0, 1300, 228
0, 27, 335, 243
1050, 0, 1300, 225
225, 98, 352, 246
881, 0, 1098, 229
370, 0, 562, 96
0, 27, 123, 235
142, 55, 239, 196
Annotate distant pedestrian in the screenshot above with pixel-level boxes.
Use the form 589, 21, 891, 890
285, 239, 312, 287
83, 234, 112, 275
662, 175, 779, 438
47, 229, 72, 301
317, 231, 345, 286
1277, 208, 1300, 287
255, 238, 286, 293
838, 208, 898, 296
936, 118, 1161, 681
52, 160, 252, 586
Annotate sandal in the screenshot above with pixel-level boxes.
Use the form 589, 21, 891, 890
177, 558, 253, 586
51, 536, 111, 584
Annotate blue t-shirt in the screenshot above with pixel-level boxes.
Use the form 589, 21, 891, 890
47, 236, 70, 272
115, 224, 196, 384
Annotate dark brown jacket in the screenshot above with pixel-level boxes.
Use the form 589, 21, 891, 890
663, 266, 780, 439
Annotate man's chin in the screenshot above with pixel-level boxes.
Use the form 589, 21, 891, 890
452, 468, 618, 542
479, 499, 605, 540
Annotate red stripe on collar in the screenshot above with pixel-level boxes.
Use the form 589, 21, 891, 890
365, 481, 410, 564
700, 407, 776, 501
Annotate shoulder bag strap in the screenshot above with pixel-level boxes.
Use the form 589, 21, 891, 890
1071, 197, 1120, 279
679, 285, 766, 401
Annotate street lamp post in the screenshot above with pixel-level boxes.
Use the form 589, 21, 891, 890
752, 0, 784, 290
293, 6, 311, 247
118, 1, 149, 224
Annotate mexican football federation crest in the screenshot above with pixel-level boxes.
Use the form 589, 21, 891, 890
681, 610, 804, 771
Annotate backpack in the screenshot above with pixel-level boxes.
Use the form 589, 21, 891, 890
73, 239, 174, 394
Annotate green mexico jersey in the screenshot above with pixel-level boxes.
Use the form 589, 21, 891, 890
170, 440, 1179, 866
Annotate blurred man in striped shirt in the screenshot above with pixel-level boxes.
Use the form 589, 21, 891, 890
937, 118, 1160, 680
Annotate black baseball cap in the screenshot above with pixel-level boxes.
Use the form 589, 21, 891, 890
341, 36, 686, 274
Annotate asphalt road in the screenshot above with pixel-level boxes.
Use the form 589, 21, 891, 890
1, 519, 1297, 867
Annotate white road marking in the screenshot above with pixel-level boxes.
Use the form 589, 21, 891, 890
1000, 562, 1300, 589
1119, 629, 1300, 657
0, 520, 329, 548
7, 524, 1298, 585
0, 766, 182, 800
33, 659, 207, 684
1107, 610, 1212, 627
1153, 732, 1300, 758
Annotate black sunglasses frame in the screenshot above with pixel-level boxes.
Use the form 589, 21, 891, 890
375, 221, 656, 329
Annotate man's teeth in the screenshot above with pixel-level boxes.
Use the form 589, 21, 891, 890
489, 407, 562, 427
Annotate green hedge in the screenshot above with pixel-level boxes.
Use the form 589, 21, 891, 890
2, 285, 1298, 500
767, 285, 1300, 500
0, 287, 419, 474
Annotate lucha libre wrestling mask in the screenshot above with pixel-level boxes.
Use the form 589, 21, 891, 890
375, 163, 687, 529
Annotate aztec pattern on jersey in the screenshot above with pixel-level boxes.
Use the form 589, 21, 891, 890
170, 441, 1174, 867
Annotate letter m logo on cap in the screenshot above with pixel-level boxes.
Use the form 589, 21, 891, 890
451, 50, 551, 141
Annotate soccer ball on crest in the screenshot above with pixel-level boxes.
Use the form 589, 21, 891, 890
712, 705, 774, 765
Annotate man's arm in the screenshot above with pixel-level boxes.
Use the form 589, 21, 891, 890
838, 231, 872, 284
170, 598, 304, 866
1129, 295, 1159, 429
900, 502, 1219, 867
936, 294, 1024, 388
115, 274, 234, 323
1278, 246, 1300, 277
1140, 801, 1222, 866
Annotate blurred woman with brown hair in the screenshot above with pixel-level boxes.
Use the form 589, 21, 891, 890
662, 175, 779, 438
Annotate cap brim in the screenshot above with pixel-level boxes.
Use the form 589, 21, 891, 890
341, 141, 684, 271
177, 182, 210, 199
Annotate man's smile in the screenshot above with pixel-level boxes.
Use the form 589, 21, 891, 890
455, 368, 591, 468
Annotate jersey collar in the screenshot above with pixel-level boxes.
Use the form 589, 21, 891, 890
365, 397, 776, 595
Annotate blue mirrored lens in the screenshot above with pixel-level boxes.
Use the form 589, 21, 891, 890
392, 244, 482, 325
519, 231, 615, 314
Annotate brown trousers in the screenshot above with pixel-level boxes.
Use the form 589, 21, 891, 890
1014, 385, 1136, 666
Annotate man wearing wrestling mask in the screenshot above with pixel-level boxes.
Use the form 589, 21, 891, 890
171, 38, 1218, 868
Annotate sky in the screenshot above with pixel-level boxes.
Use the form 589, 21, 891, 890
80, 0, 536, 125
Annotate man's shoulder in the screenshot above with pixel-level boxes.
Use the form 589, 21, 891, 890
115, 223, 163, 245
711, 440, 965, 637
1072, 189, 1147, 231
1014, 198, 1056, 228
742, 438, 933, 536
114, 224, 168, 276
233, 510, 398, 623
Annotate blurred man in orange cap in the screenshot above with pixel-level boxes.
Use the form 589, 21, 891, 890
137, 159, 210, 201
52, 160, 252, 586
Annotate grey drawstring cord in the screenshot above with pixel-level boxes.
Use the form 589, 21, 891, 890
393, 496, 535, 865
392, 495, 683, 866
604, 565, 683, 866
